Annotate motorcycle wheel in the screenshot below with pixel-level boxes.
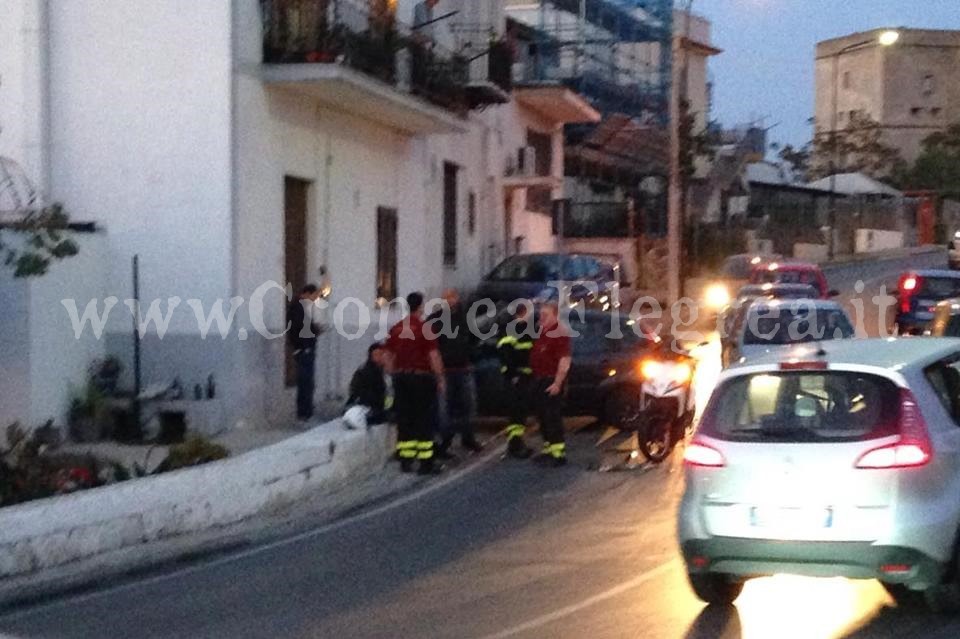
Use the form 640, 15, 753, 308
638, 415, 673, 463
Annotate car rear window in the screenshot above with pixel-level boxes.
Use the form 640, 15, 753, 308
754, 269, 819, 287
699, 371, 900, 443
918, 277, 960, 299
487, 255, 562, 282
742, 307, 854, 345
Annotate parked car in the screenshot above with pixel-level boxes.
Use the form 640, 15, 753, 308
948, 233, 960, 270
725, 298, 855, 365
474, 253, 621, 310
895, 270, 960, 335
474, 310, 658, 424
749, 261, 837, 299
679, 338, 960, 611
718, 284, 820, 367
928, 299, 960, 337
700, 253, 783, 314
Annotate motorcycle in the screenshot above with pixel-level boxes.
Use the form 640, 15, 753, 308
631, 348, 697, 463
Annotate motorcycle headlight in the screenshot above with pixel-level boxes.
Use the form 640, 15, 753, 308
671, 362, 693, 384
640, 359, 664, 380
703, 283, 731, 311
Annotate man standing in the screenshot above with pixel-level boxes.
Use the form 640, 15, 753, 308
430, 289, 482, 457
387, 292, 446, 475
529, 303, 572, 466
287, 284, 322, 423
498, 303, 535, 459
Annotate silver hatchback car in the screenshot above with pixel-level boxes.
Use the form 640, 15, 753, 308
678, 338, 960, 611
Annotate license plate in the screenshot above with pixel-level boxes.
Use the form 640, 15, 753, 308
750, 506, 833, 530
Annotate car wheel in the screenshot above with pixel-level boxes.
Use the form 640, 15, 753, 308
604, 386, 639, 427
688, 572, 744, 605
881, 582, 924, 608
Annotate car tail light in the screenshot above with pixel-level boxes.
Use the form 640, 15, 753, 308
684, 440, 726, 468
898, 274, 920, 315
855, 389, 933, 469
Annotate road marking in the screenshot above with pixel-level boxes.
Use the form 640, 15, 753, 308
0, 438, 507, 621
474, 559, 678, 639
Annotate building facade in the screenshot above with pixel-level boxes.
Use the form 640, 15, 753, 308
0, 0, 594, 431
815, 28, 960, 163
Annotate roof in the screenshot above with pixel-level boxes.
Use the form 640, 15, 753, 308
745, 161, 801, 187
910, 269, 960, 279
756, 261, 820, 272
730, 337, 960, 372
746, 298, 845, 313
806, 173, 902, 197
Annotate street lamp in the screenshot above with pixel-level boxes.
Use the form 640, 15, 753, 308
826, 29, 900, 259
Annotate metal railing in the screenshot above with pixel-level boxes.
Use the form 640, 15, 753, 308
449, 23, 514, 95
261, 0, 471, 114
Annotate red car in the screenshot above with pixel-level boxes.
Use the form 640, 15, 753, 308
748, 261, 837, 299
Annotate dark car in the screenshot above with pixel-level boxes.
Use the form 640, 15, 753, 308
474, 310, 657, 424
895, 270, 960, 335
474, 253, 621, 309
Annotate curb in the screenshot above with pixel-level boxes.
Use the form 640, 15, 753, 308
0, 420, 392, 579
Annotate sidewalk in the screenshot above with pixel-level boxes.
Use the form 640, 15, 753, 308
820, 244, 945, 269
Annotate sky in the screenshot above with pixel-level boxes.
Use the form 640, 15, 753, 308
694, 0, 960, 150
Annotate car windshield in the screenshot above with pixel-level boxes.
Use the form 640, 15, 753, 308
700, 371, 900, 443
486, 255, 562, 282
742, 306, 854, 345
738, 285, 818, 300
918, 276, 960, 299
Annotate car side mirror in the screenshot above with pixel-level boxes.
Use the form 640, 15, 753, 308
828, 289, 840, 298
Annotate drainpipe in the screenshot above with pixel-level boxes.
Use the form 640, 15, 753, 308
22, 0, 51, 196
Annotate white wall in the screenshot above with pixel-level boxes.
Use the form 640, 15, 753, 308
47, 0, 234, 330
28, 232, 108, 425
0, 272, 31, 431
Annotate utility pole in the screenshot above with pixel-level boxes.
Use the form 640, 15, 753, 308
667, 2, 692, 304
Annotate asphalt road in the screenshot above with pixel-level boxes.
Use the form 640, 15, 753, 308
1, 250, 956, 639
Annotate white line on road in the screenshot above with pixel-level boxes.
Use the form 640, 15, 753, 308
0, 439, 507, 621
473, 559, 679, 639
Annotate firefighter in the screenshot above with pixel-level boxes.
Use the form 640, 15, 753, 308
529, 302, 572, 466
498, 302, 535, 458
386, 292, 446, 475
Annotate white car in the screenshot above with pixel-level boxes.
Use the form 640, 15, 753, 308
727, 298, 855, 364
678, 338, 960, 611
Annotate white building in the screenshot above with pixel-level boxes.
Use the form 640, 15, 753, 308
0, 0, 596, 431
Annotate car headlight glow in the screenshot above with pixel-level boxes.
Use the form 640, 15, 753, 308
640, 359, 663, 380
704, 283, 731, 310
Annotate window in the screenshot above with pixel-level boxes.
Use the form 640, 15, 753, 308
443, 162, 459, 267
925, 359, 960, 426
842, 71, 852, 89
525, 129, 553, 177
911, 107, 923, 117
467, 191, 476, 236
376, 207, 398, 301
922, 74, 936, 96
700, 372, 900, 443
932, 107, 943, 117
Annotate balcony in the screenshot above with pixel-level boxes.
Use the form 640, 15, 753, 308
261, 0, 471, 135
449, 24, 514, 108
562, 201, 633, 238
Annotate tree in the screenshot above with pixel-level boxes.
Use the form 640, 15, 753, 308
0, 203, 79, 277
807, 110, 906, 182
899, 121, 960, 196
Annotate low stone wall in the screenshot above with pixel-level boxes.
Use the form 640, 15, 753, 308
0, 421, 392, 577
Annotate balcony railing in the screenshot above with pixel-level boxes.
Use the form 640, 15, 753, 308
261, 0, 471, 115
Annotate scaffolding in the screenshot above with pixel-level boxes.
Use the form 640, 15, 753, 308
509, 0, 672, 126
